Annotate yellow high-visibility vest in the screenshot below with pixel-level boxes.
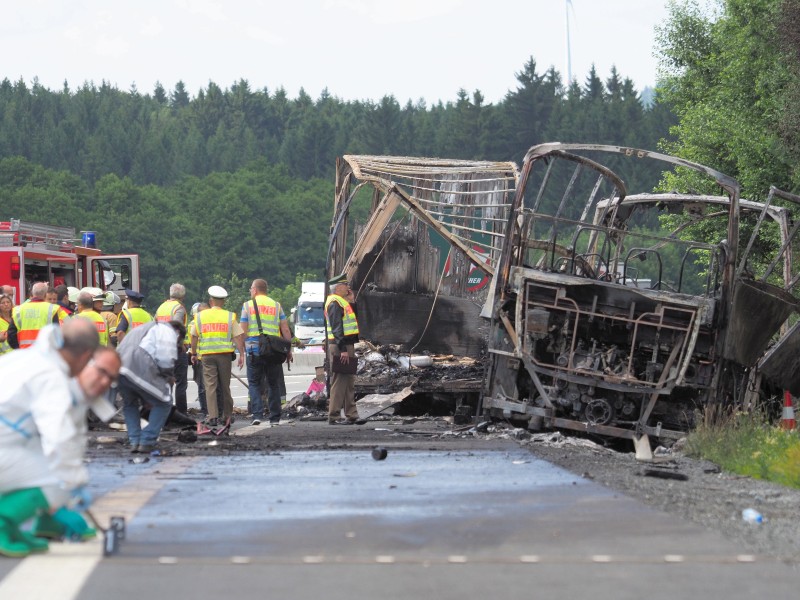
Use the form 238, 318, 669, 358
324, 294, 359, 339
77, 309, 108, 346
157, 300, 188, 346
243, 296, 280, 337
119, 307, 153, 330
0, 318, 12, 355
12, 301, 58, 348
194, 307, 234, 356
155, 300, 186, 324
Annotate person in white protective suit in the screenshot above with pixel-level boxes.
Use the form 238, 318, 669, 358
30, 346, 122, 545
0, 320, 119, 558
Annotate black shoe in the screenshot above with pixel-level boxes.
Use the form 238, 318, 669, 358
330, 419, 355, 425
169, 408, 198, 427
137, 444, 156, 454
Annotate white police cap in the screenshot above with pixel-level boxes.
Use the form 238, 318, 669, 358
208, 285, 228, 299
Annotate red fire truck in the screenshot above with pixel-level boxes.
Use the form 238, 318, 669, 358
0, 219, 140, 303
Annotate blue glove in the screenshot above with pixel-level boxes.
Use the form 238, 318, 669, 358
70, 486, 92, 511
52, 508, 94, 540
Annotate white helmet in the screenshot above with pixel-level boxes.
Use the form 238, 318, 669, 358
104, 291, 121, 305
80, 286, 105, 301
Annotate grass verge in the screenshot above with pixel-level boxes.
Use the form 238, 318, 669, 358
684, 406, 800, 489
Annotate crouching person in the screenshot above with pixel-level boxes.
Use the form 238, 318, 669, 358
32, 347, 122, 543
118, 320, 185, 454
0, 320, 118, 558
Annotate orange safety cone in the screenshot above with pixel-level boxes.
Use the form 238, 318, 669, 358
781, 391, 796, 431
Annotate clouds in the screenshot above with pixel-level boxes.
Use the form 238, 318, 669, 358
1, 0, 671, 103
94, 34, 130, 60
245, 26, 285, 46
140, 17, 164, 38
175, 0, 229, 23
325, 0, 464, 25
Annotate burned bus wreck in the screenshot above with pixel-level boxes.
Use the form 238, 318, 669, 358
482, 144, 800, 447
329, 145, 800, 444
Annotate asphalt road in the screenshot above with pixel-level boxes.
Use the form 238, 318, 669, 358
0, 362, 797, 598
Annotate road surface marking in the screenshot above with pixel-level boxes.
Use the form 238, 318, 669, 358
0, 457, 200, 599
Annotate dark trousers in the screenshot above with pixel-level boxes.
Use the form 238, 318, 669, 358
174, 349, 189, 413
246, 354, 284, 422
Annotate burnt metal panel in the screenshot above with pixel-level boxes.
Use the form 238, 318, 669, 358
357, 289, 488, 357
722, 278, 799, 366
759, 321, 800, 395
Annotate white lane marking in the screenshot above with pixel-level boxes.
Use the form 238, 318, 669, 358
0, 542, 104, 600
664, 554, 685, 563
303, 555, 325, 563
592, 555, 613, 562
447, 555, 468, 563
375, 555, 396, 563
0, 457, 200, 599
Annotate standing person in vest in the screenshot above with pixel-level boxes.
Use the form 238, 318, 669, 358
7, 282, 62, 349
0, 293, 13, 356
325, 274, 361, 425
115, 289, 152, 344
190, 286, 244, 427
54, 285, 73, 319
100, 291, 120, 347
117, 320, 185, 454
155, 283, 189, 415
188, 302, 223, 419
240, 279, 293, 426
75, 291, 109, 346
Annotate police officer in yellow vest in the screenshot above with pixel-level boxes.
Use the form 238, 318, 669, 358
116, 289, 153, 344
190, 286, 245, 426
75, 290, 109, 346
239, 278, 293, 426
155, 283, 189, 414
325, 274, 361, 425
7, 282, 62, 349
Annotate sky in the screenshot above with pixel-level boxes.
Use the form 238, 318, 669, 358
1, 0, 673, 104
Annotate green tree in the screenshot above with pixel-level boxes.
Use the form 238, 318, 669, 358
656, 0, 793, 196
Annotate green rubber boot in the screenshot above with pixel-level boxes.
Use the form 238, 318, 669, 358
34, 509, 97, 541
0, 516, 30, 558
0, 488, 50, 557
32, 511, 64, 540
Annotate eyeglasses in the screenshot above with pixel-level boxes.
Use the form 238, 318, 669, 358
88, 359, 119, 383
